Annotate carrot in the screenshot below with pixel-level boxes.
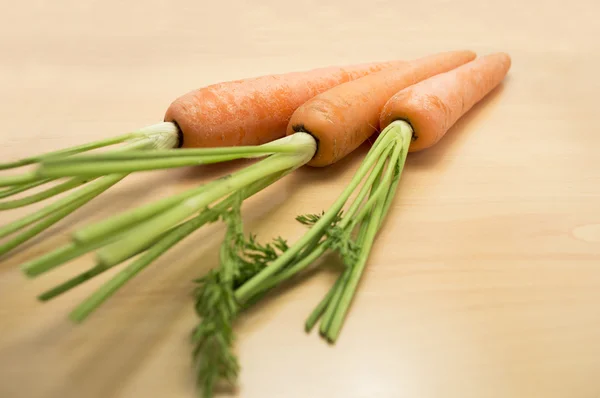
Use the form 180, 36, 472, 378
379, 52, 512, 151
287, 50, 476, 167
164, 59, 408, 149
235, 52, 512, 348
4, 50, 513, 398
0, 58, 408, 256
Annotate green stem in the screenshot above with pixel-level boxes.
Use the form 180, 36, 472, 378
0, 172, 40, 187
0, 193, 96, 257
324, 122, 413, 343
234, 131, 398, 303
0, 178, 55, 199
349, 142, 403, 229
318, 267, 352, 338
70, 169, 289, 322
0, 121, 177, 188
337, 144, 394, 226
305, 273, 345, 332
38, 154, 253, 177
71, 136, 313, 244
0, 174, 125, 239
249, 242, 329, 300
0, 177, 95, 210
36, 133, 311, 177
36, 232, 161, 301
378, 130, 411, 230
95, 133, 315, 268
40, 144, 300, 162
38, 267, 104, 301
317, 185, 378, 340
0, 132, 142, 171
73, 183, 212, 244
69, 208, 215, 322
19, 233, 122, 277
325, 197, 386, 343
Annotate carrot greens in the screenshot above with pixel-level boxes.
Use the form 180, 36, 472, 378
13, 132, 316, 320
3, 118, 413, 398
0, 122, 180, 256
189, 120, 413, 397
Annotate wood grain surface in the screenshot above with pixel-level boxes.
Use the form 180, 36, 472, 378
1, 1, 599, 397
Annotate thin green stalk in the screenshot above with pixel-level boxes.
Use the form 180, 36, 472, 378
38, 267, 104, 301
349, 143, 403, 228
337, 144, 394, 226
0, 193, 95, 257
95, 133, 315, 268
71, 136, 313, 244
250, 242, 329, 298
305, 273, 345, 332
323, 124, 412, 343
20, 233, 122, 277
318, 267, 352, 337
0, 132, 142, 171
234, 131, 398, 303
325, 195, 386, 343
0, 174, 126, 239
37, 154, 255, 177
0, 172, 40, 187
36, 234, 159, 301
0, 176, 95, 210
378, 128, 411, 230
317, 183, 379, 339
0, 178, 55, 199
36, 133, 309, 177
69, 207, 216, 322
73, 183, 213, 244
70, 169, 289, 322
0, 121, 178, 187
40, 144, 299, 162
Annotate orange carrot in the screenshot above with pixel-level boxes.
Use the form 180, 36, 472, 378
379, 52, 511, 152
4, 50, 517, 398
285, 50, 476, 167
163, 60, 408, 149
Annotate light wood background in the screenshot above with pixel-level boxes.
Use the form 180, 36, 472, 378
1, 1, 599, 397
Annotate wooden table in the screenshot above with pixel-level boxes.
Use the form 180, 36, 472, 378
1, 1, 599, 397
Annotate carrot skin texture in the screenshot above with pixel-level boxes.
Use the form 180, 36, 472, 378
163, 60, 408, 149
379, 52, 512, 152
285, 50, 476, 167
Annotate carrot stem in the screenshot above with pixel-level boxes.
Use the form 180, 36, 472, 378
0, 172, 40, 187
40, 144, 301, 162
326, 123, 411, 343
38, 267, 105, 301
0, 123, 183, 256
0, 178, 55, 199
95, 133, 316, 268
318, 267, 351, 337
17, 133, 314, 312
20, 233, 123, 277
69, 209, 215, 321
38, 155, 243, 176
0, 177, 95, 210
0, 129, 156, 170
305, 272, 345, 332
0, 192, 96, 257
234, 129, 397, 303
69, 170, 286, 322
36, 134, 312, 177
73, 185, 212, 244
243, 143, 393, 303
0, 174, 126, 239
231, 120, 412, 345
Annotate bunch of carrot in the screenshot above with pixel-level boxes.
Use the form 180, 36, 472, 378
0, 49, 511, 398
